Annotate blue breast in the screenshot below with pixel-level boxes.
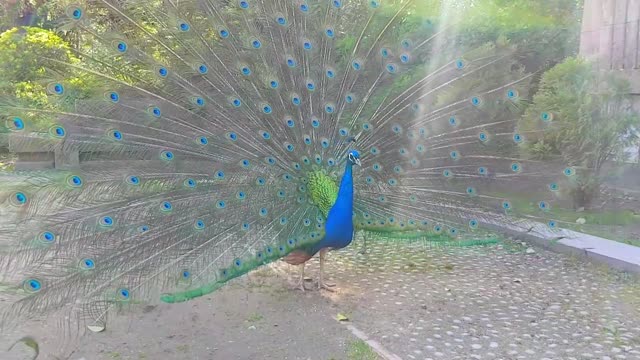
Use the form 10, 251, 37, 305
310, 162, 355, 253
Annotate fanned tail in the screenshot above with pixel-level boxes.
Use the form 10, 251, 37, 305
0, 0, 596, 355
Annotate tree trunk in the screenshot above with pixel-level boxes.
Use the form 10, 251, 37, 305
572, 181, 600, 210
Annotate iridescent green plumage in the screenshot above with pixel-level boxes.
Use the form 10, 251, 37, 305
308, 170, 339, 217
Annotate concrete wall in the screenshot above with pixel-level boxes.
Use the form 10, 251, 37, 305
580, 0, 640, 73
579, 0, 640, 101
579, 0, 640, 157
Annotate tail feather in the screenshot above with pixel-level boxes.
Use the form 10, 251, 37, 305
0, 0, 586, 354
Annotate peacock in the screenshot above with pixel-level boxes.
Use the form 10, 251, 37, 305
0, 0, 583, 356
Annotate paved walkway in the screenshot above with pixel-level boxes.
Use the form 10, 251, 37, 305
319, 235, 640, 360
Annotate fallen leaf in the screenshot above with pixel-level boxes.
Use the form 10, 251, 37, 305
7, 336, 39, 360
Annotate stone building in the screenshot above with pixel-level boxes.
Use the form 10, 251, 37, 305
580, 0, 640, 161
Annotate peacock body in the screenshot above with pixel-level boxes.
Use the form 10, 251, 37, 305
0, 0, 576, 355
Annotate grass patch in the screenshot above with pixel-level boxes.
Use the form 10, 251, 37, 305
489, 191, 640, 246
490, 191, 637, 225
346, 340, 379, 360
176, 344, 189, 353
246, 312, 264, 323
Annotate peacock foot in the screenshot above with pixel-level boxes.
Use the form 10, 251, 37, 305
290, 279, 308, 292
318, 281, 336, 292
290, 273, 310, 292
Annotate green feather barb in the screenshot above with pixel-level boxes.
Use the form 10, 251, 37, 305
307, 170, 338, 217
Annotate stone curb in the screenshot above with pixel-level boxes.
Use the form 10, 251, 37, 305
485, 221, 640, 274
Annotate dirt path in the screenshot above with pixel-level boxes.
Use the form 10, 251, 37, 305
4, 269, 369, 360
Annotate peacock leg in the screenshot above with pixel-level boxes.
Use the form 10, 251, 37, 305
318, 248, 336, 291
359, 231, 367, 254
291, 263, 307, 291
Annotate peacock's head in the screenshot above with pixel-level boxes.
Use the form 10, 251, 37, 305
348, 150, 361, 166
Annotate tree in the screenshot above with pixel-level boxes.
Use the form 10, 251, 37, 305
0, 27, 96, 131
520, 57, 640, 209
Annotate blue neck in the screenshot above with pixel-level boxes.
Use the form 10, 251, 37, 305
336, 162, 354, 210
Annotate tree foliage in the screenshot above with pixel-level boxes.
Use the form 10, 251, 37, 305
0, 27, 95, 130
520, 57, 640, 208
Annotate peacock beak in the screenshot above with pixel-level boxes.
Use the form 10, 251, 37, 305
355, 158, 361, 166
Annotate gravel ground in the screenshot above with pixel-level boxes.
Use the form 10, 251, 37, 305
324, 236, 640, 360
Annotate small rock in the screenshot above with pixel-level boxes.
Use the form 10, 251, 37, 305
525, 248, 536, 254
87, 324, 105, 333
576, 217, 586, 225
248, 325, 256, 330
